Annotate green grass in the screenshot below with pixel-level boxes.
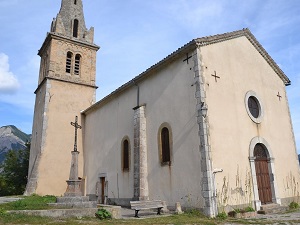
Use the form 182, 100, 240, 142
1, 196, 300, 225
0, 194, 56, 211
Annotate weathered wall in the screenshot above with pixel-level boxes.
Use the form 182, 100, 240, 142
201, 36, 299, 209
27, 34, 98, 196
35, 79, 96, 195
84, 54, 204, 208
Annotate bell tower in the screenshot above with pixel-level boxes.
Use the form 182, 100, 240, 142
25, 0, 99, 196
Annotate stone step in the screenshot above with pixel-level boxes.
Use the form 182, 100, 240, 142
48, 201, 97, 208
56, 196, 90, 203
257, 203, 289, 214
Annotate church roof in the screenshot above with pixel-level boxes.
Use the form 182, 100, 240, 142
83, 28, 291, 114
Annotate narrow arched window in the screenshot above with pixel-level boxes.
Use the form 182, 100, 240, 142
74, 54, 81, 75
123, 139, 130, 171
66, 52, 73, 73
161, 127, 171, 163
74, 0, 77, 5
73, 19, 79, 38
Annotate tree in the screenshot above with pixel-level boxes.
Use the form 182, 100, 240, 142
0, 143, 30, 196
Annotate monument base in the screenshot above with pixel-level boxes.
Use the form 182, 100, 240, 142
49, 196, 97, 208
64, 180, 82, 197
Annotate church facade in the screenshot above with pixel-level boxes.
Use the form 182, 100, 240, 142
26, 0, 300, 217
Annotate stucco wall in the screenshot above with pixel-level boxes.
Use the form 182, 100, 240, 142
33, 79, 96, 196
84, 55, 204, 208
201, 36, 299, 207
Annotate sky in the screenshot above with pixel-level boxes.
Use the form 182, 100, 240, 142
0, 0, 299, 152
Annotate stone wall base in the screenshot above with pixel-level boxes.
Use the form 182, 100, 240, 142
8, 208, 98, 218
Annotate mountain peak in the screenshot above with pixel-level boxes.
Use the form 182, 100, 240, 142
0, 125, 31, 164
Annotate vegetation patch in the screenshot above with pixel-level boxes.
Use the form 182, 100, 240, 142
289, 201, 299, 210
95, 208, 112, 220
0, 194, 56, 211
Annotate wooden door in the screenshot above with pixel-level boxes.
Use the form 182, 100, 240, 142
254, 144, 272, 204
100, 177, 105, 204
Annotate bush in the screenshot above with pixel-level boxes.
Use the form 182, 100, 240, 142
216, 211, 227, 219
289, 201, 299, 209
95, 208, 112, 220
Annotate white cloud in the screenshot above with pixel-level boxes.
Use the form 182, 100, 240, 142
0, 53, 20, 94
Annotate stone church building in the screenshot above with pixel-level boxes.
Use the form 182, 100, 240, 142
25, 0, 300, 217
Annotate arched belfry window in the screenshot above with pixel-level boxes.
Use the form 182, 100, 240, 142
74, 0, 77, 5
66, 52, 73, 73
158, 124, 172, 165
122, 138, 130, 171
73, 19, 79, 38
74, 54, 81, 75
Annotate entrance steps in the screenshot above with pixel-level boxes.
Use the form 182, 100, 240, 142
257, 203, 288, 214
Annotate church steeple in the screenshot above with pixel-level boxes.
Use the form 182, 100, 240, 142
25, 0, 99, 196
51, 0, 94, 43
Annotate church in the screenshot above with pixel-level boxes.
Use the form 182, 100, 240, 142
25, 0, 300, 217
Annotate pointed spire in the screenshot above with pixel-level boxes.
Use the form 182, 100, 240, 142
51, 0, 94, 43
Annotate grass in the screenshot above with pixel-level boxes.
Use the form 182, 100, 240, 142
0, 195, 56, 211
1, 196, 300, 224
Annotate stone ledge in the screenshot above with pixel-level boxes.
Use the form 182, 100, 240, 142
8, 208, 98, 218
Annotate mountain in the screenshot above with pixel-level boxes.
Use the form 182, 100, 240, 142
0, 125, 31, 164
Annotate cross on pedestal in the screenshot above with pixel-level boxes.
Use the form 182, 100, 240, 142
277, 92, 282, 101
183, 53, 192, 64
71, 116, 82, 152
211, 71, 220, 82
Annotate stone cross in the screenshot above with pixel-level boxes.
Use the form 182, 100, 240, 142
71, 116, 82, 152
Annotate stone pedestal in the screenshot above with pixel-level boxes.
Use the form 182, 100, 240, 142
175, 202, 183, 214
50, 150, 96, 208
64, 151, 82, 197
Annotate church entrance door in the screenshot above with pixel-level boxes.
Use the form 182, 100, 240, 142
254, 144, 272, 204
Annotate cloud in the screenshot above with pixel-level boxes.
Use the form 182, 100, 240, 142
0, 53, 20, 94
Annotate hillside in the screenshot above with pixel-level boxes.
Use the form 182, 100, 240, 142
0, 125, 31, 164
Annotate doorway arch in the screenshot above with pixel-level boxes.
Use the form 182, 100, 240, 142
249, 137, 281, 210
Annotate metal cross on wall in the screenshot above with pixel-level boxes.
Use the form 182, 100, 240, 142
211, 71, 220, 82
277, 92, 282, 101
71, 116, 82, 152
183, 53, 192, 64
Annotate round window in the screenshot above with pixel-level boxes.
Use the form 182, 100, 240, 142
245, 91, 263, 123
248, 96, 260, 118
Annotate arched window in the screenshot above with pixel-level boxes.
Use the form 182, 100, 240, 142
74, 0, 77, 5
161, 127, 171, 163
73, 19, 79, 38
122, 139, 130, 171
74, 54, 81, 75
66, 52, 73, 73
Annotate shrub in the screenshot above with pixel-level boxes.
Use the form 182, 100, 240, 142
216, 211, 227, 219
289, 201, 299, 209
95, 208, 112, 220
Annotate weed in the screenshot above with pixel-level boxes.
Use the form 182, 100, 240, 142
216, 211, 227, 219
289, 201, 299, 209
95, 208, 112, 220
